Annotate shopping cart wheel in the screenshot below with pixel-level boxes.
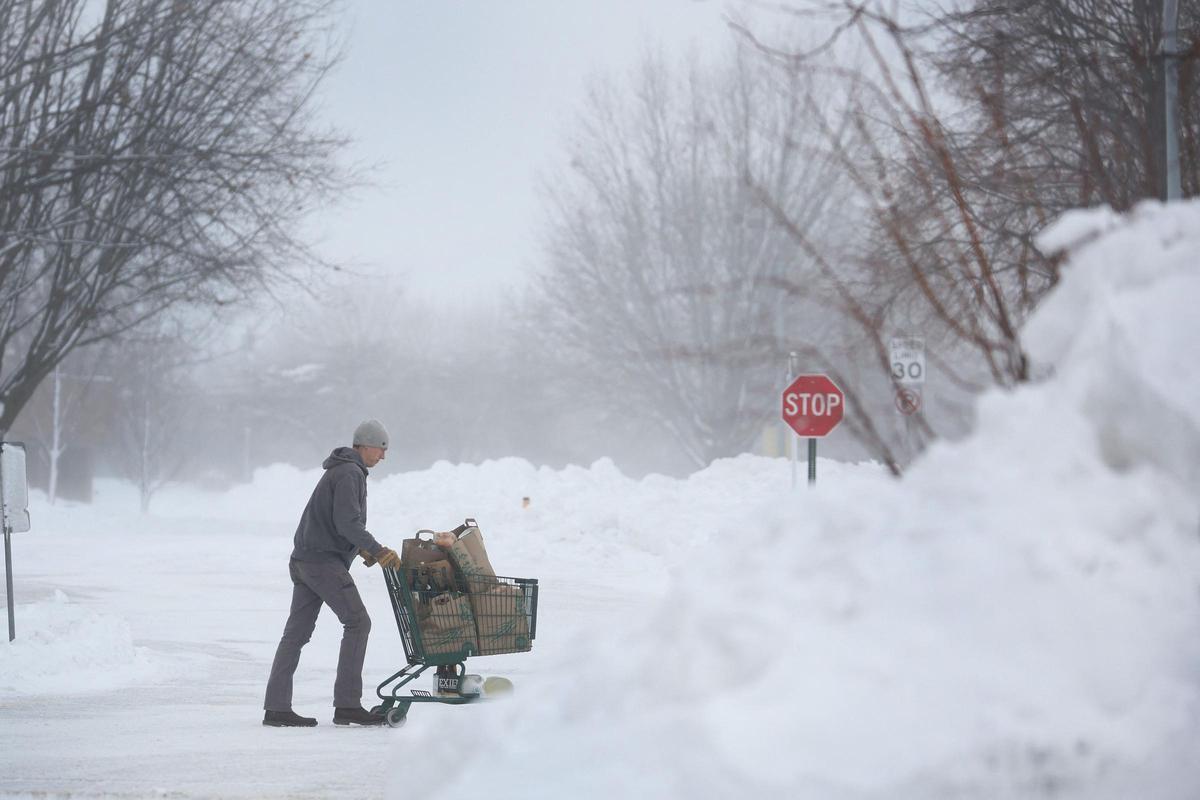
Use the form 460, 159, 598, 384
385, 706, 408, 728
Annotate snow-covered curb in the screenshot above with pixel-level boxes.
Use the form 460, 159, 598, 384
0, 590, 158, 696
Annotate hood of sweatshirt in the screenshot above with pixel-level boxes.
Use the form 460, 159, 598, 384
322, 446, 367, 475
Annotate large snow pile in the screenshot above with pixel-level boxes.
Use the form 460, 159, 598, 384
0, 590, 158, 695
388, 202, 1200, 800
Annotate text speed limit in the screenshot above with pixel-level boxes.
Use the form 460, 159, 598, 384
889, 337, 925, 384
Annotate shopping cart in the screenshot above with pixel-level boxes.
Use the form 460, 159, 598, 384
371, 565, 539, 727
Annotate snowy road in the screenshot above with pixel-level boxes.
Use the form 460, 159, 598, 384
1, 482, 668, 800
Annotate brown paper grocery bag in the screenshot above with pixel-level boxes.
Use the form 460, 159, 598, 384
448, 526, 497, 594
420, 624, 477, 657
472, 585, 532, 655
416, 592, 479, 656
425, 592, 475, 630
401, 531, 449, 566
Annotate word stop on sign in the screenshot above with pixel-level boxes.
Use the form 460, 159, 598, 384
781, 374, 845, 438
783, 392, 842, 418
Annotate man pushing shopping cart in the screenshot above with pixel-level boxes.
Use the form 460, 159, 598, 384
261, 419, 537, 729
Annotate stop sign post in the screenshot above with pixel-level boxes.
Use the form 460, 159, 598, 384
781, 374, 844, 486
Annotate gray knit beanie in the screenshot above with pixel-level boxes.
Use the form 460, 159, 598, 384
353, 419, 389, 450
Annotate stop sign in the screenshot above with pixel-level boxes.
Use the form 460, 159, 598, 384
782, 374, 844, 437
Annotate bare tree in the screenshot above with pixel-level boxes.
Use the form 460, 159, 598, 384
934, 0, 1199, 207
533, 47, 845, 468
733, 0, 1196, 472
109, 322, 200, 511
731, 1, 1112, 470
0, 0, 347, 435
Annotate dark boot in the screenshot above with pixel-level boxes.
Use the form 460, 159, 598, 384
333, 706, 386, 726
263, 709, 318, 727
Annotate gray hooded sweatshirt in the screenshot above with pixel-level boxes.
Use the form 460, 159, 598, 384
291, 447, 385, 568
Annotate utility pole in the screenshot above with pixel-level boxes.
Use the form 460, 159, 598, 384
45, 367, 114, 505
48, 367, 63, 504
1162, 0, 1183, 200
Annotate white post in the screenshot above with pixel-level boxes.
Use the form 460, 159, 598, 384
788, 351, 799, 489
47, 367, 62, 505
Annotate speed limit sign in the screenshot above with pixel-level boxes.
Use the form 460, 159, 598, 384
889, 337, 925, 384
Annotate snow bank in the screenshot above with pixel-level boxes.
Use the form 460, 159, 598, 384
150, 462, 314, 523
147, 452, 880, 572
0, 590, 158, 695
387, 201, 1200, 799
1030, 199, 1200, 489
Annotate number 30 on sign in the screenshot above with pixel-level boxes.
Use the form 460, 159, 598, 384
889, 337, 925, 384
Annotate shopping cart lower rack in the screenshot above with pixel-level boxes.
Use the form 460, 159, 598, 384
371, 565, 539, 727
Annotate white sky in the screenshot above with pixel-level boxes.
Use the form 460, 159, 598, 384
310, 1, 758, 303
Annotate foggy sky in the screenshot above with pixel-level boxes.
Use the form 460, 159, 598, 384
310, 1, 755, 304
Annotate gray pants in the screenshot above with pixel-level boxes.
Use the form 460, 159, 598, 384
263, 558, 372, 711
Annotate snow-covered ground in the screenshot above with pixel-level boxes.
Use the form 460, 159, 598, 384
2, 200, 1199, 798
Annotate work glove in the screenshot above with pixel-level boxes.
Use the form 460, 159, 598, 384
375, 547, 402, 570
359, 549, 377, 567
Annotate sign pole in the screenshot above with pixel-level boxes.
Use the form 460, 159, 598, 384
1, 442, 10, 641
807, 438, 817, 485
4, 525, 12, 641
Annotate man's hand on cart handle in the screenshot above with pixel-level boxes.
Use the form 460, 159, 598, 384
358, 549, 377, 567
374, 547, 402, 569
